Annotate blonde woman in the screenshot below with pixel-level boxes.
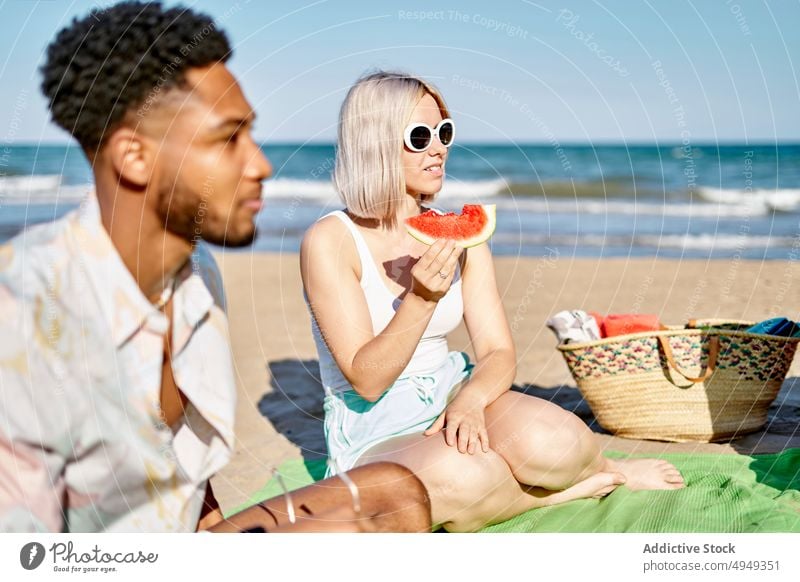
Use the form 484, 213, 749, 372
300, 71, 685, 532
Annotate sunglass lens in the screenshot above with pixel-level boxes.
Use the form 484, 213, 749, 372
439, 121, 454, 146
409, 125, 432, 151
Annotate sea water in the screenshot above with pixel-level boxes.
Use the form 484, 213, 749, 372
1, 143, 799, 259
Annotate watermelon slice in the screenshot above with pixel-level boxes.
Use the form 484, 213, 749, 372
405, 204, 496, 248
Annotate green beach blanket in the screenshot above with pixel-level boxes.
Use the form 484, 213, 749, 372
227, 449, 800, 532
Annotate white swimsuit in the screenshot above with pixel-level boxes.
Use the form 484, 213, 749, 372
306, 210, 473, 477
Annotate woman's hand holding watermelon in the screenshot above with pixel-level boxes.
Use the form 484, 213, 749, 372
409, 238, 463, 303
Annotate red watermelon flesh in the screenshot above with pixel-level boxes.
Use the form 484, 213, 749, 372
405, 204, 496, 248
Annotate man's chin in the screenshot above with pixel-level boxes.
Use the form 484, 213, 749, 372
198, 227, 257, 248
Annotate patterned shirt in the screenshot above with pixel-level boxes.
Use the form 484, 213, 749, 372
0, 192, 236, 532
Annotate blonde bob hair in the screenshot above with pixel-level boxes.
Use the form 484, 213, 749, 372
333, 70, 451, 222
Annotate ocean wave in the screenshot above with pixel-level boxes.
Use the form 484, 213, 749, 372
505, 179, 641, 199
484, 198, 761, 218
0, 174, 63, 194
506, 182, 800, 214
7, 174, 799, 223
697, 187, 800, 213
262, 179, 336, 200
262, 177, 507, 201
634, 233, 790, 250
0, 175, 88, 203
3, 175, 508, 205
493, 232, 796, 251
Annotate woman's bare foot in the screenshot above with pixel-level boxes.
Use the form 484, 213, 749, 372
534, 470, 627, 506
580, 471, 628, 499
604, 458, 685, 490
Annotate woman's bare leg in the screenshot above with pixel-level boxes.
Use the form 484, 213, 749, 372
484, 391, 685, 491
355, 431, 626, 532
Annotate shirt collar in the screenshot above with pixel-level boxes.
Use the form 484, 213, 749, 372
72, 192, 214, 348
170, 260, 215, 356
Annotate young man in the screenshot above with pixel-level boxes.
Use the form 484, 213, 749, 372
0, 1, 430, 533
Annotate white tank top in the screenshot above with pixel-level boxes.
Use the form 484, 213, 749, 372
307, 210, 464, 394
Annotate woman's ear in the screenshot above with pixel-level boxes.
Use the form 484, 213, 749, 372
105, 127, 154, 188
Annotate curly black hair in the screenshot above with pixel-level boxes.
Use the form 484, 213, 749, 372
40, 1, 231, 151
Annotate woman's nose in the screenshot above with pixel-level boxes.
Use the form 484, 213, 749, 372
428, 134, 447, 156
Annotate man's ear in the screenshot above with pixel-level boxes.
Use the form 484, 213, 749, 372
105, 127, 154, 188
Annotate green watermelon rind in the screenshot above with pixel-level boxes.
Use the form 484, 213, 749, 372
405, 204, 496, 248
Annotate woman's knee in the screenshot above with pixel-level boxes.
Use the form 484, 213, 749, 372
530, 420, 598, 486
488, 398, 599, 488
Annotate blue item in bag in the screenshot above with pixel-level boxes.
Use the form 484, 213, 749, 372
746, 317, 800, 337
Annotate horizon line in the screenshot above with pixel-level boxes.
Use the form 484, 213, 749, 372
7, 139, 800, 148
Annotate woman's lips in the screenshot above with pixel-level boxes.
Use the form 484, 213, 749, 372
424, 165, 443, 177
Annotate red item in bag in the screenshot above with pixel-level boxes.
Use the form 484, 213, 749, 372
589, 312, 661, 338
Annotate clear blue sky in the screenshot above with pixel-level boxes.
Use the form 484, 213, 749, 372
1, 0, 798, 144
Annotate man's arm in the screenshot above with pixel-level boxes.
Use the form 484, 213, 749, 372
207, 462, 430, 533
0, 432, 66, 532
196, 481, 225, 531
0, 279, 69, 533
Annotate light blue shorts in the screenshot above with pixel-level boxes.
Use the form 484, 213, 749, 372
323, 351, 474, 478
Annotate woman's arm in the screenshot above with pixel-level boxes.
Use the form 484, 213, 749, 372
300, 217, 462, 402
454, 242, 517, 407
423, 242, 516, 453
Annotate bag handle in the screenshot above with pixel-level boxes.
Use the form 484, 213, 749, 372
657, 335, 720, 383
687, 318, 751, 329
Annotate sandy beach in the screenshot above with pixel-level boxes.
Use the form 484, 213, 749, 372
210, 251, 800, 512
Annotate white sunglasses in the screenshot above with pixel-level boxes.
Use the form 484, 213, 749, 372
403, 118, 455, 152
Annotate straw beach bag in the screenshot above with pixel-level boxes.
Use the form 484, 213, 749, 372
556, 319, 799, 442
